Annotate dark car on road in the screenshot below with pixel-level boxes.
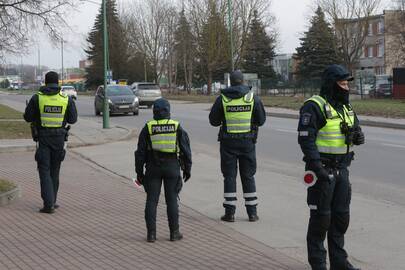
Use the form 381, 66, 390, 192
94, 85, 139, 116
370, 83, 392, 98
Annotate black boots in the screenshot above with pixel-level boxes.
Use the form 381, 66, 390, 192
147, 231, 156, 243
221, 213, 259, 222
248, 214, 259, 222
330, 262, 361, 270
170, 230, 183, 241
346, 262, 361, 270
39, 207, 55, 214
221, 213, 235, 222
147, 230, 183, 242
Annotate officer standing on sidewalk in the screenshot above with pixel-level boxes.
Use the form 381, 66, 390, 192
209, 70, 266, 222
135, 98, 192, 242
298, 65, 365, 270
24, 71, 77, 214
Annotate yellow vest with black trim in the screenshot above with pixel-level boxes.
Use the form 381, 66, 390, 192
306, 95, 355, 154
222, 92, 254, 133
147, 119, 179, 153
38, 91, 69, 128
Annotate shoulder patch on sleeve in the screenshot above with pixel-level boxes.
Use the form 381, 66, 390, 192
300, 113, 312, 126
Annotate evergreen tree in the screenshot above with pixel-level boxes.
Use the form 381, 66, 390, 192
242, 10, 276, 79
85, 0, 130, 89
174, 10, 195, 93
296, 7, 342, 86
198, 0, 230, 95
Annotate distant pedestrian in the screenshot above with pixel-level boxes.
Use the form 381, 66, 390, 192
298, 64, 365, 270
209, 70, 266, 222
24, 71, 77, 214
135, 98, 192, 242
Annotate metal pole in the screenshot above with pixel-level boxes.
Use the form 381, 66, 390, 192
61, 40, 64, 85
227, 0, 234, 71
102, 0, 110, 128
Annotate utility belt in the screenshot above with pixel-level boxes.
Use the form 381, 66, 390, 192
320, 152, 354, 169
154, 151, 177, 159
38, 127, 67, 136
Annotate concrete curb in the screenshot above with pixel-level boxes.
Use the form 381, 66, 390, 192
266, 112, 405, 130
0, 126, 138, 153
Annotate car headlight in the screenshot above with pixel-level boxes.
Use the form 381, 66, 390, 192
132, 97, 139, 105
108, 98, 113, 104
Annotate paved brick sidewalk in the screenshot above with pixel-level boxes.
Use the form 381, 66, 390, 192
0, 151, 305, 270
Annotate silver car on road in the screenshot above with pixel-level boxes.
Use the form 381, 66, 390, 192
131, 82, 162, 108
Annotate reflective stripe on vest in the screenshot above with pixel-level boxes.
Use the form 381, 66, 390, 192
38, 91, 68, 128
306, 95, 355, 154
222, 91, 254, 134
146, 119, 179, 153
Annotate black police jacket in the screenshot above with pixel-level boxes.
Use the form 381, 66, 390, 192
135, 122, 192, 177
209, 85, 266, 143
24, 86, 78, 149
297, 99, 360, 163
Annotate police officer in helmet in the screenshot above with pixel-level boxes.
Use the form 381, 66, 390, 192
298, 65, 365, 270
209, 70, 266, 222
24, 71, 77, 214
135, 98, 192, 242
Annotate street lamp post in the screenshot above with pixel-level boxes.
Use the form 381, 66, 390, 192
102, 0, 110, 128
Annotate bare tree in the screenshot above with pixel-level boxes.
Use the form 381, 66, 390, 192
317, 0, 381, 72
232, 0, 276, 69
0, 0, 77, 59
163, 6, 179, 91
385, 0, 405, 70
122, 0, 176, 83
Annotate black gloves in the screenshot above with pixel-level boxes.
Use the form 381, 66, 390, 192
307, 160, 330, 182
183, 171, 191, 182
136, 174, 144, 185
353, 129, 365, 145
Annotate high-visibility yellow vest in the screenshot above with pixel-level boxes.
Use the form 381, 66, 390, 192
222, 92, 254, 133
307, 95, 355, 154
38, 91, 68, 128
147, 119, 179, 153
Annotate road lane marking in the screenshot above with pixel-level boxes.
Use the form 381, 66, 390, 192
382, 143, 405, 149
274, 128, 296, 134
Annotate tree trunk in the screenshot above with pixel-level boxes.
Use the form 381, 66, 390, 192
207, 70, 212, 96
183, 56, 188, 94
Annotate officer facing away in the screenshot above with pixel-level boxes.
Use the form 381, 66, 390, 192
135, 98, 192, 242
298, 65, 365, 270
24, 71, 77, 214
209, 70, 266, 222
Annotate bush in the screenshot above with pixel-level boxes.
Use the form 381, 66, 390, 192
0, 179, 16, 193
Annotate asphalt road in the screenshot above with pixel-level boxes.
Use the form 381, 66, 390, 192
5, 94, 405, 206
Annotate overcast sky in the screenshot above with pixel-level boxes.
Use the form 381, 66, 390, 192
6, 0, 391, 69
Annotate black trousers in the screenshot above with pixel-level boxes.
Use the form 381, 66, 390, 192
35, 140, 66, 208
144, 159, 180, 233
306, 166, 352, 270
220, 139, 257, 216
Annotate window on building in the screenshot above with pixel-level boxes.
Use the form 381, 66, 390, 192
377, 42, 384, 57
368, 46, 374, 57
378, 21, 384, 34
368, 23, 373, 36
375, 66, 385, 75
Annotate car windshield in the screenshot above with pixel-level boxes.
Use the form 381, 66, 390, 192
62, 86, 75, 90
379, 84, 391, 89
106, 85, 133, 96
138, 84, 159, 90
